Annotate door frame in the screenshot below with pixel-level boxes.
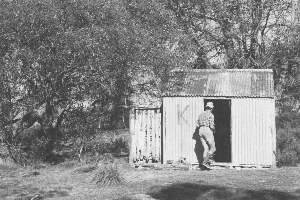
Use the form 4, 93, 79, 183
203, 97, 232, 163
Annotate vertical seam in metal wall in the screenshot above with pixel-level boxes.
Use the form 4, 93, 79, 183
164, 98, 166, 163
167, 97, 171, 163
175, 98, 180, 160
236, 98, 239, 165
251, 98, 254, 164
272, 99, 276, 167
245, 98, 248, 164
255, 99, 259, 165
137, 110, 140, 158
258, 99, 261, 165
134, 110, 138, 160
265, 99, 269, 165
247, 98, 250, 165
244, 98, 247, 164
180, 97, 183, 160
266, 99, 271, 164
156, 110, 164, 162
254, 98, 258, 165
245, 98, 249, 165
266, 99, 269, 164
189, 97, 193, 161
237, 98, 241, 164
173, 97, 176, 161
247, 98, 250, 164
142, 110, 145, 158
131, 110, 135, 161
191, 97, 196, 163
153, 109, 156, 158
167, 97, 170, 162
146, 110, 150, 158
260, 99, 264, 165
156, 109, 159, 162
154, 110, 156, 159
138, 110, 141, 158
191, 97, 195, 163
232, 98, 235, 164
184, 97, 188, 160
243, 98, 247, 164
179, 97, 182, 161
239, 98, 242, 164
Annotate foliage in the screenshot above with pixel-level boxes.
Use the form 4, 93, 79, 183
77, 134, 129, 165
93, 164, 123, 187
270, 24, 300, 113
127, 0, 197, 99
276, 113, 300, 167
167, 0, 291, 69
0, 0, 187, 164
62, 106, 100, 150
1, 0, 300, 166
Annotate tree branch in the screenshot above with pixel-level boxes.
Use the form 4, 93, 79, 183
261, 5, 272, 38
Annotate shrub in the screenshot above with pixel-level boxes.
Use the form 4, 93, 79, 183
276, 113, 300, 167
276, 112, 300, 129
92, 164, 123, 187
109, 137, 129, 155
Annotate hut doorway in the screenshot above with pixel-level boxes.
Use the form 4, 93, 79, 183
204, 99, 231, 162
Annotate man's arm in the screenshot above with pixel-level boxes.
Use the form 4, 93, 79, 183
196, 114, 201, 127
209, 114, 215, 132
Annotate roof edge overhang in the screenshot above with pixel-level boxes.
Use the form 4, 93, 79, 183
171, 68, 273, 73
162, 95, 275, 99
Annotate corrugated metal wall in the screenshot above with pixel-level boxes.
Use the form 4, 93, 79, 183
163, 97, 276, 166
129, 108, 161, 163
163, 97, 204, 164
231, 98, 275, 166
130, 97, 276, 167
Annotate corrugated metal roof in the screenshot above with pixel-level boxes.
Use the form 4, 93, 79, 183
166, 69, 274, 98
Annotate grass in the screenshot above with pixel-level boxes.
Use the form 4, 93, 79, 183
1, 129, 300, 199
1, 159, 300, 200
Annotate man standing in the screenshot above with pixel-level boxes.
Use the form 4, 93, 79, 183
196, 102, 216, 170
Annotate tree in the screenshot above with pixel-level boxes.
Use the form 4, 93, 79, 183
0, 0, 195, 164
0, 0, 135, 164
167, 0, 291, 69
126, 0, 197, 101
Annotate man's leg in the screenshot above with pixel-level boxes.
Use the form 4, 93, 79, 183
203, 140, 216, 165
200, 137, 209, 162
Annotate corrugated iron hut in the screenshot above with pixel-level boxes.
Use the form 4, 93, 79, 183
130, 69, 276, 168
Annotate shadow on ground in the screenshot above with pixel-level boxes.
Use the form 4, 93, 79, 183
147, 182, 300, 200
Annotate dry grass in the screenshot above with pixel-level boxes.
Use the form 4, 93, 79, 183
1, 158, 300, 200
92, 164, 123, 187
0, 130, 299, 199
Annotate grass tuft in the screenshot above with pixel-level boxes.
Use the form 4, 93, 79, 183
92, 164, 123, 187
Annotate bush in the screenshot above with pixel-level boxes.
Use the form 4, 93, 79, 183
276, 112, 300, 129
276, 113, 300, 167
91, 134, 129, 156
92, 164, 123, 187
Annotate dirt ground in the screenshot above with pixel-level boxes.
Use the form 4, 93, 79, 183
1, 158, 300, 200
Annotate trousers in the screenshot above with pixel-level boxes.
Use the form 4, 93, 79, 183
199, 126, 214, 142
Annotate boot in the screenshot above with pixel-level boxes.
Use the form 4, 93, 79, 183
202, 152, 212, 170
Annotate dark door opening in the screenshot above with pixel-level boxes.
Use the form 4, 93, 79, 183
204, 99, 231, 162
